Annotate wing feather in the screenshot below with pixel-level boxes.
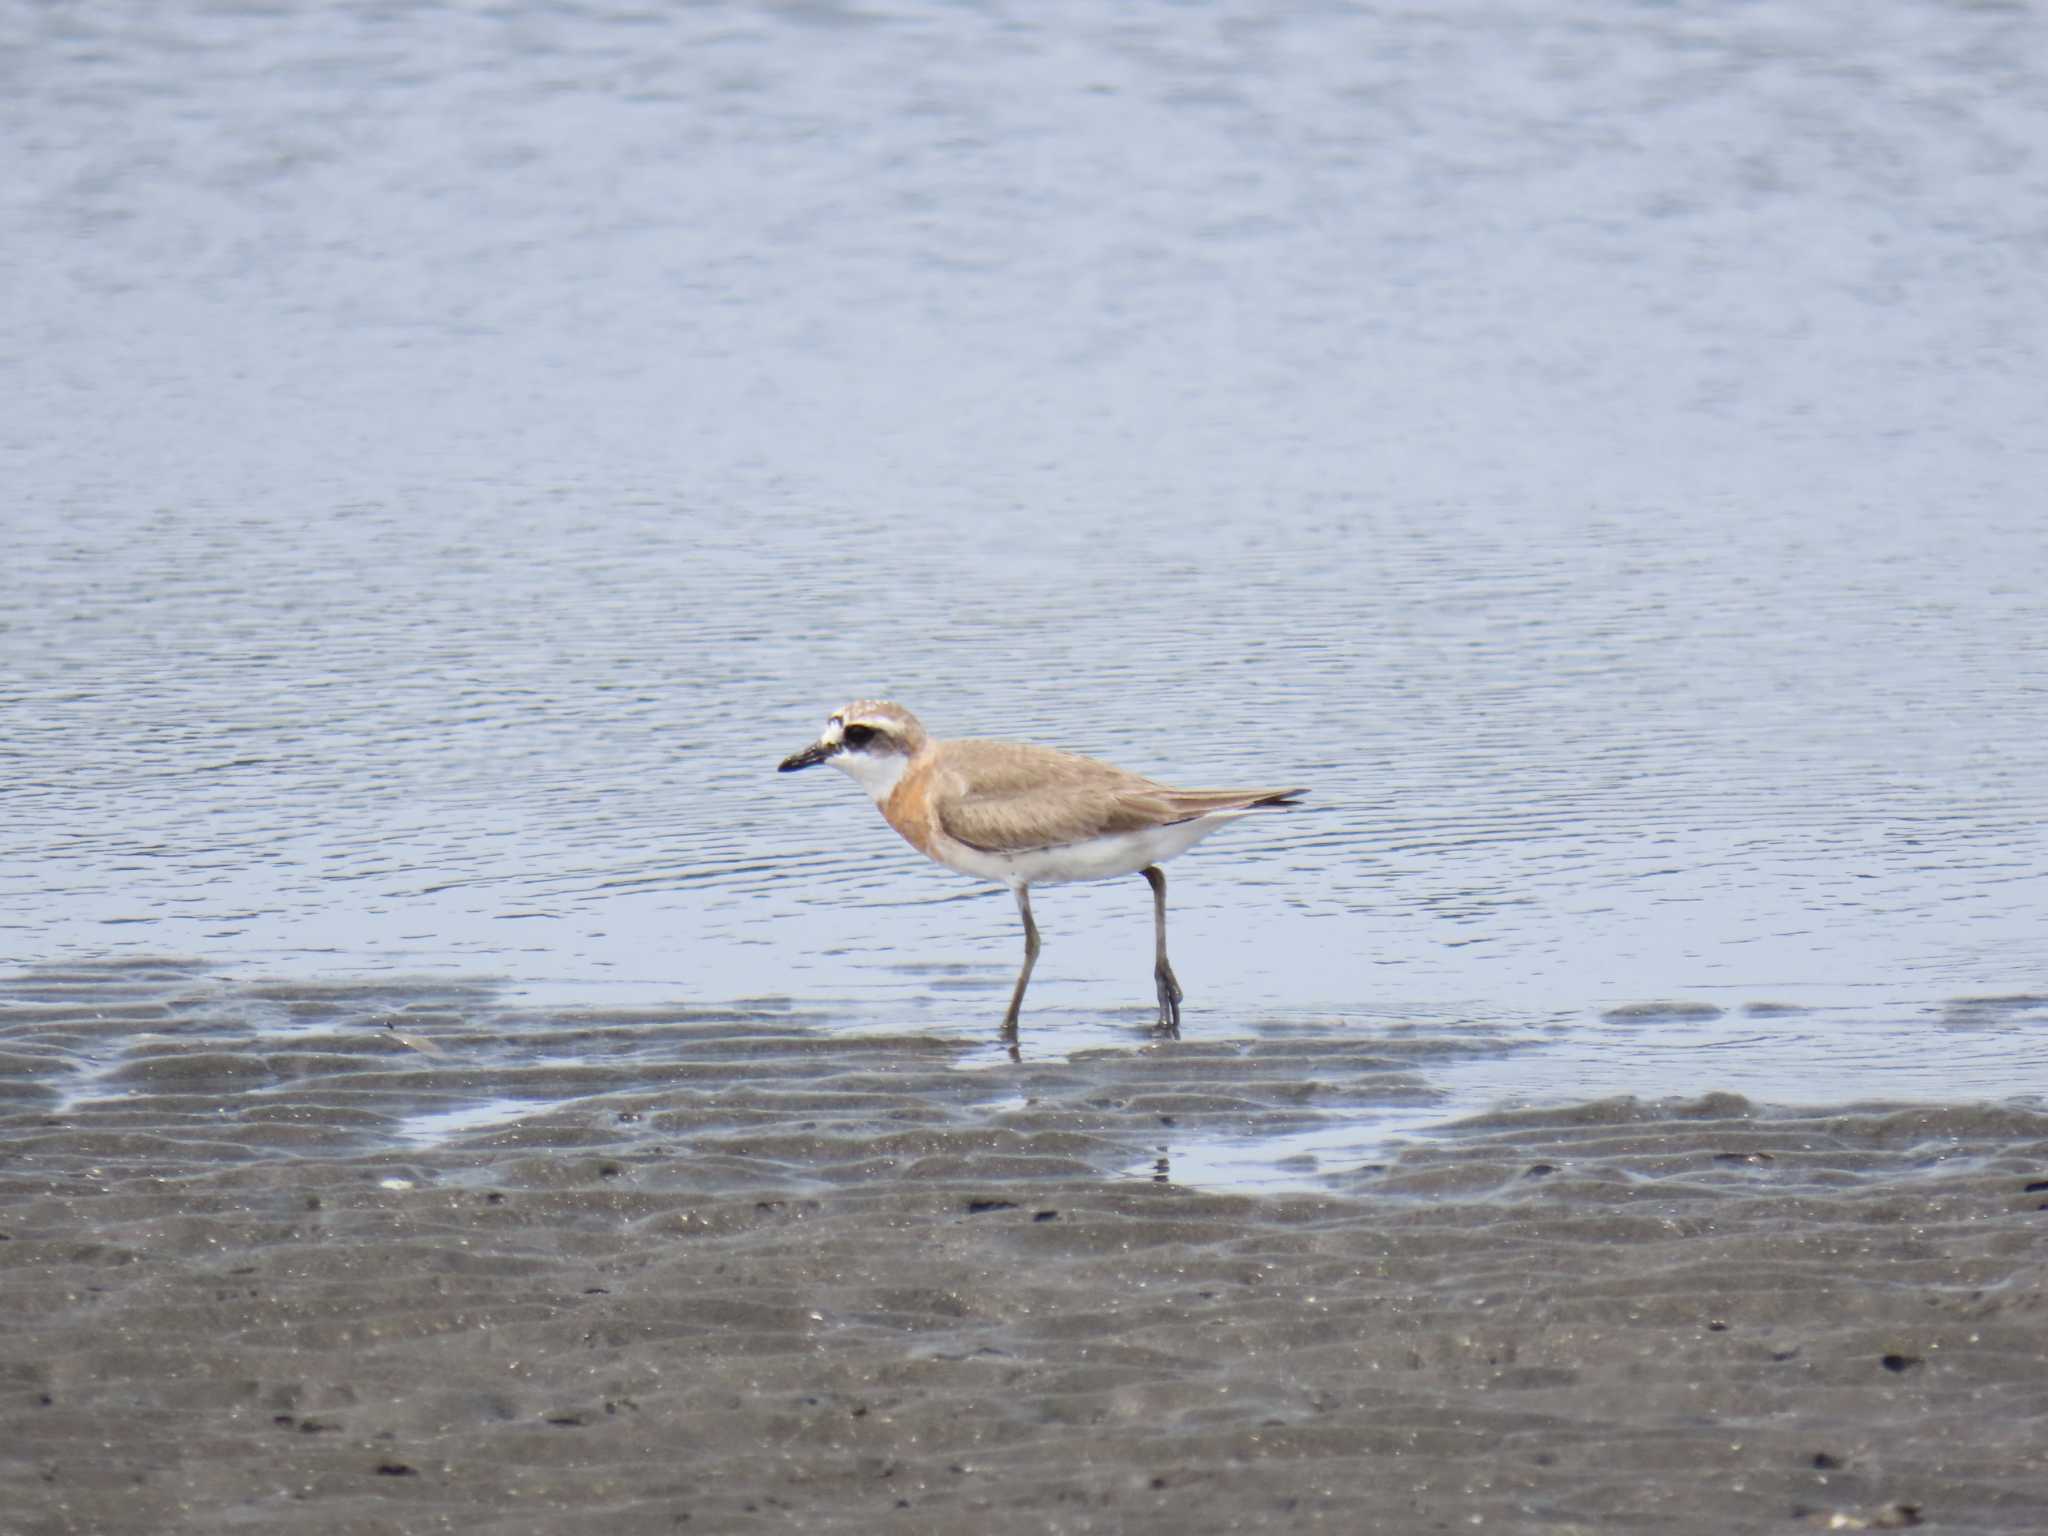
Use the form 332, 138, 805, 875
931, 740, 1304, 854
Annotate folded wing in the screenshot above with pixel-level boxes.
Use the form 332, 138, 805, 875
933, 740, 1305, 854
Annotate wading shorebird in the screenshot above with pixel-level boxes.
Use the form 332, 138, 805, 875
777, 701, 1305, 1036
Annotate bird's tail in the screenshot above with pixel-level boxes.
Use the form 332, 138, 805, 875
1158, 786, 1307, 821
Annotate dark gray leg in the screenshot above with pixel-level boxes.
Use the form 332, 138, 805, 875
1142, 865, 1182, 1032
1000, 885, 1040, 1036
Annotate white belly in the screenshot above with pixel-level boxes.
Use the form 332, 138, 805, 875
930, 812, 1248, 888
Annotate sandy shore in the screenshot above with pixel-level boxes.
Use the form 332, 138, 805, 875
4, 964, 2047, 1534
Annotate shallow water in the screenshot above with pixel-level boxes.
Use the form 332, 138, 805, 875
4, 963, 2041, 1198
5, 0, 2047, 1136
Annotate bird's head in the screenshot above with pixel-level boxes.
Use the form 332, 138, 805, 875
777, 700, 928, 802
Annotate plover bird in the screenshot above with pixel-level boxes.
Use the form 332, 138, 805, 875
778, 700, 1304, 1035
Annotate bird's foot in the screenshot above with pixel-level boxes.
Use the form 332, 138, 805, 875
1153, 962, 1183, 1034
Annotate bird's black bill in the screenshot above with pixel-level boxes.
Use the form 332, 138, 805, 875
777, 741, 835, 772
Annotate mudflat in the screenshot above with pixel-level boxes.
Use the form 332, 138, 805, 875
4, 965, 2046, 1534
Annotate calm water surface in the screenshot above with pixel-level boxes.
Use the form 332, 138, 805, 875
5, 0, 2046, 1128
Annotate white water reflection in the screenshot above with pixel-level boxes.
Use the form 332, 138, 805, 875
394, 1099, 539, 1150
1131, 1109, 1456, 1197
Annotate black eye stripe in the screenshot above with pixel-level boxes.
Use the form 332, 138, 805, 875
842, 724, 877, 749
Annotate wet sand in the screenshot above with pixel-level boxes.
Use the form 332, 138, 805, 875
4, 965, 2047, 1534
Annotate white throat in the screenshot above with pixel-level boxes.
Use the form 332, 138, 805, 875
832, 748, 908, 805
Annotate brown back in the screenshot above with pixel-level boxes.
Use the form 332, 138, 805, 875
929, 739, 1303, 853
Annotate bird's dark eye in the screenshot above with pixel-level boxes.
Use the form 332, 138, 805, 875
842, 724, 876, 749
